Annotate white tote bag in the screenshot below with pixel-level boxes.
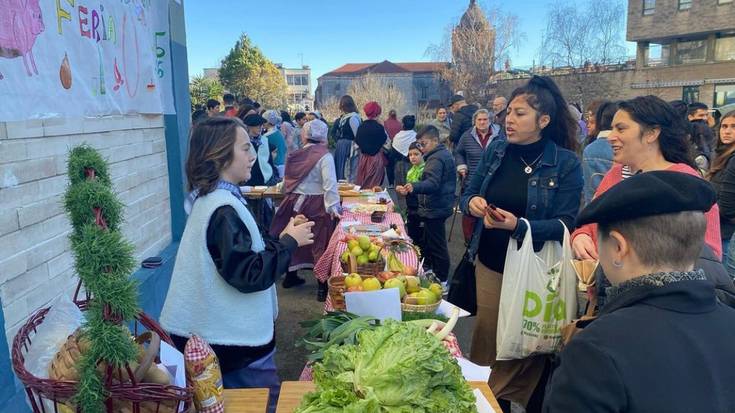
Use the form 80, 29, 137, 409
496, 218, 577, 360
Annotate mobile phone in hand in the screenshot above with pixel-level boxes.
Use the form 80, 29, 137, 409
485, 204, 506, 222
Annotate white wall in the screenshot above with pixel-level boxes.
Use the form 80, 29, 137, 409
0, 114, 172, 345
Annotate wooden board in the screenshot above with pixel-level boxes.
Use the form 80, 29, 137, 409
275, 381, 502, 412
224, 388, 269, 413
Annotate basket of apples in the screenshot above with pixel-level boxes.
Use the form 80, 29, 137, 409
339, 235, 385, 276
328, 271, 444, 313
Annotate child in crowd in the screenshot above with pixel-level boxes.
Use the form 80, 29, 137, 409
160, 117, 314, 412
399, 142, 425, 248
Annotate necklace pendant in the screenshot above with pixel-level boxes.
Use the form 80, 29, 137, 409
524, 166, 533, 174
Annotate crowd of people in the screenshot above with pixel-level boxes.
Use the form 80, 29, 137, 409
174, 78, 735, 413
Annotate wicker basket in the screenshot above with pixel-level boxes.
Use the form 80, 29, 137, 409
401, 300, 442, 313
327, 274, 379, 310
12, 284, 193, 413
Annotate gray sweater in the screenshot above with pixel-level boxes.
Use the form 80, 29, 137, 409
454, 125, 502, 182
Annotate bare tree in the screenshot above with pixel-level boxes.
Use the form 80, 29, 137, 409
317, 75, 409, 121
539, 0, 627, 68
347, 74, 408, 117
425, 2, 525, 105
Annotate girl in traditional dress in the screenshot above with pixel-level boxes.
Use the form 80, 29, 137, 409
270, 119, 341, 300
355, 101, 389, 188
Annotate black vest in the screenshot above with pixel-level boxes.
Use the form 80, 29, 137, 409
337, 114, 357, 141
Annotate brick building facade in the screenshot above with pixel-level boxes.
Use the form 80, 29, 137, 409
495, 0, 735, 111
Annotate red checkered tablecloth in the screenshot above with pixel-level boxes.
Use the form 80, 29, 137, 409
313, 211, 419, 311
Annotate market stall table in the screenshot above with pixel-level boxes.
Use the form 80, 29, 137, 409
224, 388, 269, 413
275, 381, 503, 413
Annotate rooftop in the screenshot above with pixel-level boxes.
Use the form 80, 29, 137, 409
322, 60, 449, 77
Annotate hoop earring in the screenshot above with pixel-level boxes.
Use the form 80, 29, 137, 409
613, 260, 623, 268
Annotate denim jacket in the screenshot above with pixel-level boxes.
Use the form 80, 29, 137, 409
460, 138, 583, 255
581, 131, 614, 205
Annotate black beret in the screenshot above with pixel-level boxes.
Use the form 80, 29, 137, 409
575, 171, 716, 227
242, 114, 266, 126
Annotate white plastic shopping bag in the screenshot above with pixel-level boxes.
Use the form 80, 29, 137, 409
496, 219, 577, 360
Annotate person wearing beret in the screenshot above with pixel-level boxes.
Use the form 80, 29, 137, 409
270, 120, 340, 297
571, 96, 722, 308
354, 101, 389, 188
460, 76, 582, 413
543, 171, 735, 413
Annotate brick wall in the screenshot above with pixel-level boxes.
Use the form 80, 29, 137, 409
627, 0, 735, 42
495, 61, 735, 108
0, 114, 172, 347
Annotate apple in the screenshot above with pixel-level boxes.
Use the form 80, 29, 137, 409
344, 273, 363, 288
429, 283, 443, 298
362, 277, 382, 291
350, 246, 364, 257
383, 278, 406, 298
417, 289, 438, 305
340, 251, 350, 264
405, 276, 421, 294
357, 254, 369, 265
368, 250, 379, 262
347, 285, 363, 292
358, 235, 371, 251
347, 239, 359, 250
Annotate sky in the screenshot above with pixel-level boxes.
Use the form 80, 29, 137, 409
184, 0, 636, 92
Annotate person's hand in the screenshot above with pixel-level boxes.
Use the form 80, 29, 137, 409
482, 207, 518, 231
395, 185, 407, 196
404, 183, 414, 193
572, 234, 598, 260
469, 196, 487, 218
281, 217, 315, 247
293, 214, 308, 226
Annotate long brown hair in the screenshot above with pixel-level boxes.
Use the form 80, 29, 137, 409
339, 95, 358, 114
186, 117, 245, 195
708, 110, 735, 179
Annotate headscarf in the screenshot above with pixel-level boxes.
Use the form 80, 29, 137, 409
262, 109, 282, 127
306, 119, 328, 142
364, 101, 382, 119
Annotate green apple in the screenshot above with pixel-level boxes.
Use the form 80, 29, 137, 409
347, 239, 359, 250
358, 235, 371, 251
383, 278, 406, 298
357, 254, 369, 265
340, 251, 350, 264
362, 277, 382, 291
350, 246, 364, 257
368, 250, 379, 262
429, 283, 443, 298
344, 273, 363, 288
417, 288, 438, 305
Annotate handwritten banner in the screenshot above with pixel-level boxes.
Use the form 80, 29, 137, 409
0, 0, 175, 121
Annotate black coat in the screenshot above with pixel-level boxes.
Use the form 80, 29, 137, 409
411, 144, 456, 220
449, 104, 478, 145
544, 275, 735, 413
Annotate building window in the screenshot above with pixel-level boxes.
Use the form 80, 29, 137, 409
643, 0, 655, 15
678, 0, 692, 10
420, 86, 428, 99
714, 84, 735, 108
646, 43, 670, 66
716, 36, 735, 61
683, 86, 700, 104
675, 39, 707, 64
